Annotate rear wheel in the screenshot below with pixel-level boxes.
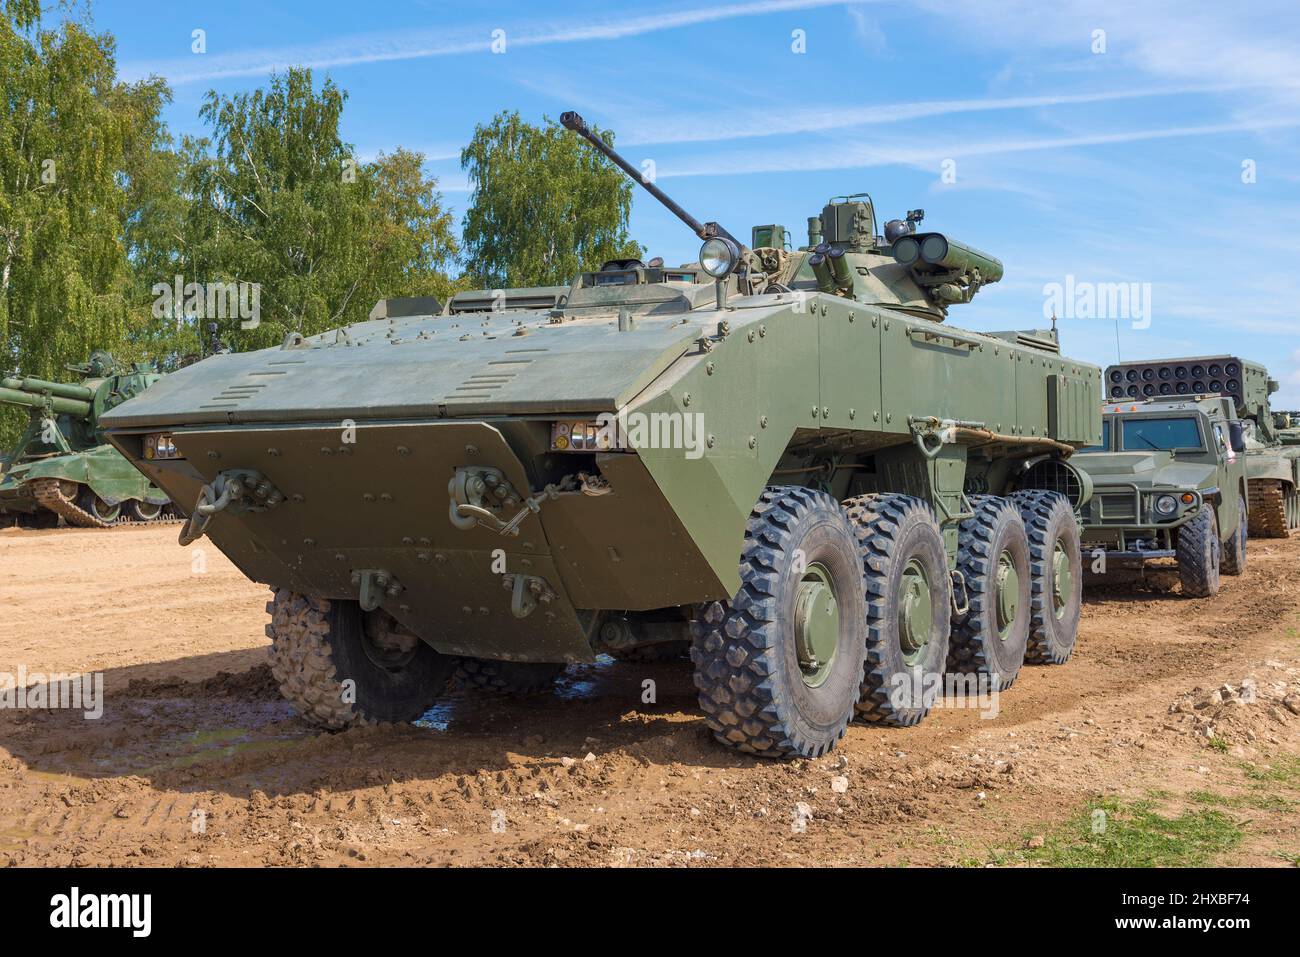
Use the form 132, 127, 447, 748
691, 487, 867, 758
267, 589, 456, 728
1176, 504, 1221, 598
843, 494, 951, 727
1220, 494, 1247, 576
948, 497, 1031, 691
1011, 490, 1083, 665
455, 658, 565, 694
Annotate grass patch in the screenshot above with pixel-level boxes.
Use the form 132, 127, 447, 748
1011, 797, 1243, 867
1240, 755, 1300, 786
1188, 789, 1294, 813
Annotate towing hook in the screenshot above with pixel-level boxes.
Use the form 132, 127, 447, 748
177, 469, 285, 546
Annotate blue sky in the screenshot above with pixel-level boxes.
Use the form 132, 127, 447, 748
101, 0, 1300, 406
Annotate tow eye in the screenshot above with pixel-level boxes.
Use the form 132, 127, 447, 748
352, 568, 402, 612
501, 573, 557, 619
448, 466, 583, 537
178, 469, 284, 546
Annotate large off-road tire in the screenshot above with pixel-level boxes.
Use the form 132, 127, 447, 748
1011, 490, 1083, 665
1220, 494, 1247, 576
843, 494, 951, 727
455, 658, 566, 694
1176, 503, 1221, 598
948, 496, 1032, 691
690, 487, 868, 758
1247, 479, 1292, 538
267, 589, 455, 728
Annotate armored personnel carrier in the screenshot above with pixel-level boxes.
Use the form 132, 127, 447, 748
101, 113, 1101, 758
1084, 363, 1252, 596
0, 352, 172, 527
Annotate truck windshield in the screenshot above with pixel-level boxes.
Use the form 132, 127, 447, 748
1079, 420, 1111, 452
1121, 417, 1202, 451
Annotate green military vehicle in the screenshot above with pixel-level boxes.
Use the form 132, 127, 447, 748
101, 113, 1102, 758
1242, 383, 1300, 539
1084, 359, 1253, 596
0, 351, 172, 527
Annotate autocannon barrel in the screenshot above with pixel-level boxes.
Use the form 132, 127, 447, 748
560, 111, 743, 249
0, 382, 93, 418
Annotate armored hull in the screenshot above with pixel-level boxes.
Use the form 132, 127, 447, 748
101, 114, 1101, 757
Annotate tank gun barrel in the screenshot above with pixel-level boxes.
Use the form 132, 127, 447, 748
559, 111, 742, 248
1, 375, 96, 403
0, 383, 93, 418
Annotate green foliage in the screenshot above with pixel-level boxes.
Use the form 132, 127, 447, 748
183, 68, 461, 352
0, 1, 157, 441
460, 111, 642, 288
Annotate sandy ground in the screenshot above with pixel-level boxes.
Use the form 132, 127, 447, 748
0, 523, 1297, 867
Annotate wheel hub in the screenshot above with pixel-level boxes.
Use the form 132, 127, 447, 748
995, 550, 1020, 639
1051, 540, 1071, 620
794, 563, 839, 687
897, 557, 933, 665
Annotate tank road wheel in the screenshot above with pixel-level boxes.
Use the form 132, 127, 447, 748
267, 589, 456, 728
127, 499, 165, 522
948, 497, 1032, 691
1247, 479, 1290, 538
690, 487, 868, 758
1220, 494, 1248, 576
843, 494, 952, 727
1176, 503, 1221, 598
74, 486, 121, 524
1011, 491, 1083, 665
455, 658, 566, 694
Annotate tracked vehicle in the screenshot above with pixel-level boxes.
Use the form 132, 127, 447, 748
101, 113, 1101, 757
0, 352, 172, 527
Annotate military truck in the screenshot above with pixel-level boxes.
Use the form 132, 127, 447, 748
0, 352, 172, 527
1081, 365, 1251, 596
1104, 355, 1299, 538
100, 112, 1102, 758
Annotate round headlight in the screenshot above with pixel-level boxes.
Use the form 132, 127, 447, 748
1154, 494, 1178, 515
699, 237, 739, 278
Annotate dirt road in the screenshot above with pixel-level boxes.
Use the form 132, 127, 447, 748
1, 524, 1297, 867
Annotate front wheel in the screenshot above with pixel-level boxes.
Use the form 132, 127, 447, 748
267, 590, 456, 728
691, 487, 867, 758
1176, 504, 1221, 598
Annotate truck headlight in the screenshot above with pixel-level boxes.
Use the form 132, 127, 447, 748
1153, 494, 1178, 516
143, 432, 182, 460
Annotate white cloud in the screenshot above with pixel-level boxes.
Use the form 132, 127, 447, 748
120, 0, 881, 86
655, 117, 1300, 179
